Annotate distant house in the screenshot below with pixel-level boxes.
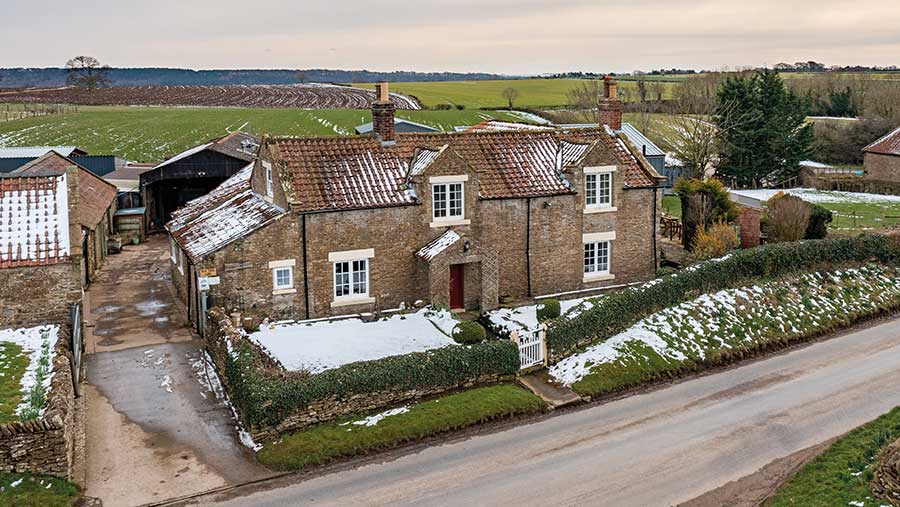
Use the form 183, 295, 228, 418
14, 152, 119, 284
355, 118, 439, 135
167, 79, 666, 326
0, 146, 88, 173
863, 126, 900, 183
140, 132, 259, 229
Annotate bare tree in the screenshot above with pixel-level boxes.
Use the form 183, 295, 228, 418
296, 70, 307, 84
565, 80, 603, 123
768, 195, 811, 242
65, 56, 111, 91
502, 87, 519, 108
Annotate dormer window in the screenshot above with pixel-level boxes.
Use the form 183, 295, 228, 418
584, 166, 617, 213
429, 175, 471, 227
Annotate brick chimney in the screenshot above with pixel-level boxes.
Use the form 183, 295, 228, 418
598, 76, 623, 131
371, 81, 396, 144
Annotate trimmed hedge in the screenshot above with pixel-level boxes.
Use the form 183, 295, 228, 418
223, 339, 520, 430
547, 235, 900, 359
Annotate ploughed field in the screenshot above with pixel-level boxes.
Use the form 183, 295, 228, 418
0, 84, 421, 110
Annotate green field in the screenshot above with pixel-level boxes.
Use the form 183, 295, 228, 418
355, 78, 677, 109
0, 106, 528, 162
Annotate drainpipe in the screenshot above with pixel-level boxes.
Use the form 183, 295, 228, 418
302, 214, 311, 320
526, 197, 533, 298
652, 187, 659, 271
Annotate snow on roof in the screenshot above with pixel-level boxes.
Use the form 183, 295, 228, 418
409, 146, 447, 177
0, 146, 81, 158
799, 160, 833, 168
463, 120, 557, 133
618, 123, 665, 157
169, 163, 254, 226
0, 174, 71, 268
355, 118, 439, 134
417, 230, 461, 261
864, 126, 900, 157
169, 189, 285, 260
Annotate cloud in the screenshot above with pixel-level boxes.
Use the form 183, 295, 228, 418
0, 0, 898, 72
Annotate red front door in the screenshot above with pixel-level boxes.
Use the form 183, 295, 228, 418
450, 264, 465, 310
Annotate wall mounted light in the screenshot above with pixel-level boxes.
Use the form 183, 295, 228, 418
543, 201, 552, 209
464, 240, 471, 253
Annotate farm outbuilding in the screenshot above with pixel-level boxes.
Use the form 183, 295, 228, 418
355, 118, 439, 135
140, 131, 259, 230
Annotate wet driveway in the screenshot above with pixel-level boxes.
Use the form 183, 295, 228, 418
82, 236, 270, 506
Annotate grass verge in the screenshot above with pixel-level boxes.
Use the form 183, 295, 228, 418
257, 384, 544, 471
0, 342, 29, 423
0, 473, 80, 507
550, 265, 900, 397
768, 407, 900, 507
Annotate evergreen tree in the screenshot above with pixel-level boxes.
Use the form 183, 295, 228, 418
715, 71, 814, 187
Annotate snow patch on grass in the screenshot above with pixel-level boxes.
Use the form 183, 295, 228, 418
0, 325, 59, 420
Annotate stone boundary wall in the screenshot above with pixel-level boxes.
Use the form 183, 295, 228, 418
204, 307, 511, 440
800, 167, 900, 196
0, 324, 77, 479
874, 437, 900, 506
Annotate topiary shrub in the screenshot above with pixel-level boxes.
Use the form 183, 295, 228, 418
806, 204, 833, 239
536, 299, 561, 322
452, 321, 487, 344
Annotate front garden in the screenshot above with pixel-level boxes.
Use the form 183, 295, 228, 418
0, 325, 59, 423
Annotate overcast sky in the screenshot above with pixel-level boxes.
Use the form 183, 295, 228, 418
2, 0, 899, 74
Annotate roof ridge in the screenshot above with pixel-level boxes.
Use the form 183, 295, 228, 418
864, 125, 900, 153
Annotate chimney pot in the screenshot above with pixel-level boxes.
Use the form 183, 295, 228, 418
599, 76, 623, 130
376, 81, 390, 102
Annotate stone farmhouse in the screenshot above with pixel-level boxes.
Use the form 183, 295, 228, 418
168, 78, 666, 327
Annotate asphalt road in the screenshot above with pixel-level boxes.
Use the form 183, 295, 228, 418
202, 318, 900, 507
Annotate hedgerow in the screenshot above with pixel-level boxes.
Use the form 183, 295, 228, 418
223, 339, 520, 430
547, 235, 900, 359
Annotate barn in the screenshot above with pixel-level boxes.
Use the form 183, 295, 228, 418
140, 131, 259, 230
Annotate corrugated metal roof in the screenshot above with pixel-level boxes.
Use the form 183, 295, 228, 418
616, 123, 665, 157
0, 146, 82, 158
355, 118, 440, 135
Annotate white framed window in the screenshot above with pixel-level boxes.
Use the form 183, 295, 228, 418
263, 161, 274, 198
584, 166, 616, 213
268, 259, 297, 294
328, 249, 376, 307
334, 259, 369, 298
583, 231, 615, 282
273, 267, 293, 290
429, 175, 470, 227
584, 241, 610, 275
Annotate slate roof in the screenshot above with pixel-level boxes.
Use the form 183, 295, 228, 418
864, 126, 900, 157
0, 174, 71, 268
269, 128, 659, 213
166, 163, 285, 261
153, 131, 259, 170
14, 152, 117, 230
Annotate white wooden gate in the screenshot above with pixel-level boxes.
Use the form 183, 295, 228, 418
512, 326, 546, 370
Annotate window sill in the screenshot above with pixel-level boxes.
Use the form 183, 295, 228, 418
331, 296, 376, 308
430, 218, 471, 228
583, 273, 615, 283
584, 206, 617, 215
272, 288, 297, 295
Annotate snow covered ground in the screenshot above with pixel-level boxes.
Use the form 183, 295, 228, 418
730, 187, 900, 205
249, 308, 459, 374
486, 297, 602, 336
0, 324, 59, 419
550, 265, 900, 387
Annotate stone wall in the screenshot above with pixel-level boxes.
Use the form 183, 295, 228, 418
736, 205, 762, 249
0, 325, 77, 479
801, 163, 900, 196
874, 437, 900, 506
204, 308, 511, 440
0, 262, 83, 329
865, 153, 900, 183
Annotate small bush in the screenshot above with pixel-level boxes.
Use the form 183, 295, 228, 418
691, 221, 739, 260
536, 299, 561, 322
675, 178, 737, 250
452, 321, 487, 344
806, 204, 833, 239
768, 194, 812, 242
